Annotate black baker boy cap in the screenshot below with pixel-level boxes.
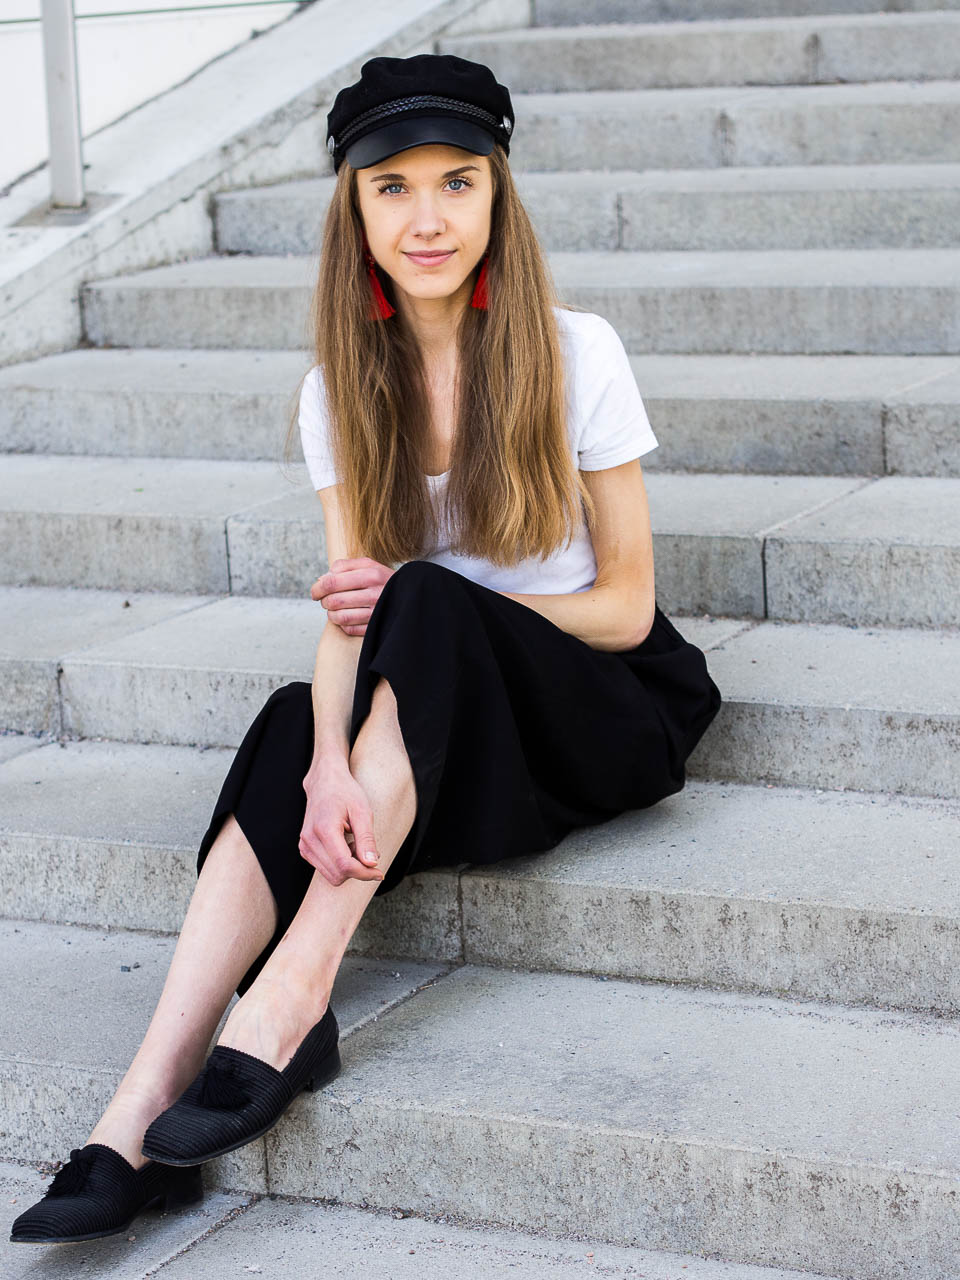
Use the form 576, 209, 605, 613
326, 53, 514, 175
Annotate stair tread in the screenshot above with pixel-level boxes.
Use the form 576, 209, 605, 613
0, 739, 956, 916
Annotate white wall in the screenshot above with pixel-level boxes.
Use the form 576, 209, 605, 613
2, 0, 301, 191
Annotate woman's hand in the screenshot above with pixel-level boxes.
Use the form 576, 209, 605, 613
300, 756, 384, 885
311, 557, 394, 636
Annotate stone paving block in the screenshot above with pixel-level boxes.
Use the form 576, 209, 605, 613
0, 348, 308, 459
445, 11, 960, 92
506, 81, 960, 173
644, 472, 866, 617
265, 964, 960, 1279
885, 364, 960, 476
552, 247, 960, 355
633, 351, 960, 475
82, 248, 960, 355
0, 455, 301, 593
152, 1194, 844, 1280
82, 257, 315, 351
0, 1159, 252, 1278
0, 919, 451, 1194
693, 619, 960, 797
765, 476, 960, 625
0, 586, 213, 735
0, 738, 464, 961
216, 164, 960, 256
536, 0, 960, 20
59, 596, 322, 747
462, 778, 960, 1012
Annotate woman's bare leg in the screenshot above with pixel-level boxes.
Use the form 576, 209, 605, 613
85, 813, 279, 1168
214, 672, 417, 1071
85, 673, 416, 1167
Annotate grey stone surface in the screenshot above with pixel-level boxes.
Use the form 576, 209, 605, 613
445, 11, 960, 92
4, 739, 959, 1010
266, 964, 960, 1278
215, 163, 960, 255
0, 347, 309, 459
0, 1159, 252, 1278
0, 455, 303, 593
82, 247, 960, 355
644, 472, 866, 617
152, 1195, 845, 1280
0, 738, 464, 961
82, 256, 316, 351
632, 351, 960, 475
232, 473, 883, 619
0, 733, 45, 765
552, 247, 960, 355
693, 619, 960, 797
535, 0, 960, 19
59, 595, 322, 746
462, 778, 960, 1011
885, 364, 960, 476
0, 586, 213, 735
507, 81, 960, 172
0, 918, 450, 1193
765, 476, 960, 625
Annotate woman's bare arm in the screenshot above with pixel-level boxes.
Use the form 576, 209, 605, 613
500, 460, 656, 653
305, 483, 365, 772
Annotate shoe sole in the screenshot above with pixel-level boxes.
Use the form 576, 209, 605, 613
141, 1043, 342, 1167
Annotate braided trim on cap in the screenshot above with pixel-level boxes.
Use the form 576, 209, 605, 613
337, 93, 508, 150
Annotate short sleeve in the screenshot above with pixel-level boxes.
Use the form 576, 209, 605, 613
298, 365, 340, 491
575, 316, 659, 470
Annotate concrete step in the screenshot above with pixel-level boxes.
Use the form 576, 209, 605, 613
3, 918, 957, 1278
631, 352, 960, 477
505, 81, 960, 171
215, 164, 960, 255
4, 349, 960, 476
6, 460, 959, 625
1, 736, 957, 1013
0, 1158, 844, 1280
443, 12, 960, 92
0, 348, 308, 459
81, 250, 960, 354
534, 0, 960, 22
3, 587, 957, 799
0, 455, 301, 594
0, 917, 450, 1195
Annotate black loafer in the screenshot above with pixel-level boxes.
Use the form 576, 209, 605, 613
9, 1142, 203, 1244
141, 1004, 340, 1166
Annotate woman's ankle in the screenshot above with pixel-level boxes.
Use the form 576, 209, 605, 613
217, 971, 332, 1070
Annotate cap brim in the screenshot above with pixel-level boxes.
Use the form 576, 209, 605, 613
346, 117, 494, 171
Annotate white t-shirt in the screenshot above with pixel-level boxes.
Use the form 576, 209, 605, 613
298, 306, 659, 595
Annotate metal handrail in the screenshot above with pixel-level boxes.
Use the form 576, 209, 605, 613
4, 2, 300, 23
41, 0, 84, 208
30, 0, 305, 210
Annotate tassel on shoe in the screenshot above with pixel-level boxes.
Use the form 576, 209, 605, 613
141, 1005, 341, 1166
9, 1143, 203, 1244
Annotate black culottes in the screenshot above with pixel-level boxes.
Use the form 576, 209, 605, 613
196, 560, 722, 996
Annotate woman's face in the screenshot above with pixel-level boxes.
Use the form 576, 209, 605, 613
355, 143, 493, 307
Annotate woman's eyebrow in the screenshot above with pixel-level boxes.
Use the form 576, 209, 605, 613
368, 164, 482, 182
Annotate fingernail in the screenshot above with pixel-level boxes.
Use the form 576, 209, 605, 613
363, 851, 379, 863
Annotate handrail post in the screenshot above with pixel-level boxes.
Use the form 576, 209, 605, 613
40, 0, 85, 208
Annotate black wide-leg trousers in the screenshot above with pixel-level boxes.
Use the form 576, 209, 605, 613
195, 560, 722, 996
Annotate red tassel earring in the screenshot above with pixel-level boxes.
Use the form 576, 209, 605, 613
470, 252, 490, 310
361, 233, 395, 320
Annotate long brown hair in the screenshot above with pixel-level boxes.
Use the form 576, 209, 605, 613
284, 142, 596, 567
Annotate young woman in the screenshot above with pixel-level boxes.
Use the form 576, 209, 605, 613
11, 52, 721, 1245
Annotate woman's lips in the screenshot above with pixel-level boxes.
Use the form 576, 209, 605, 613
404, 251, 454, 266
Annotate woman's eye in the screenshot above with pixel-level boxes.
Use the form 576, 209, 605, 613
376, 177, 474, 195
